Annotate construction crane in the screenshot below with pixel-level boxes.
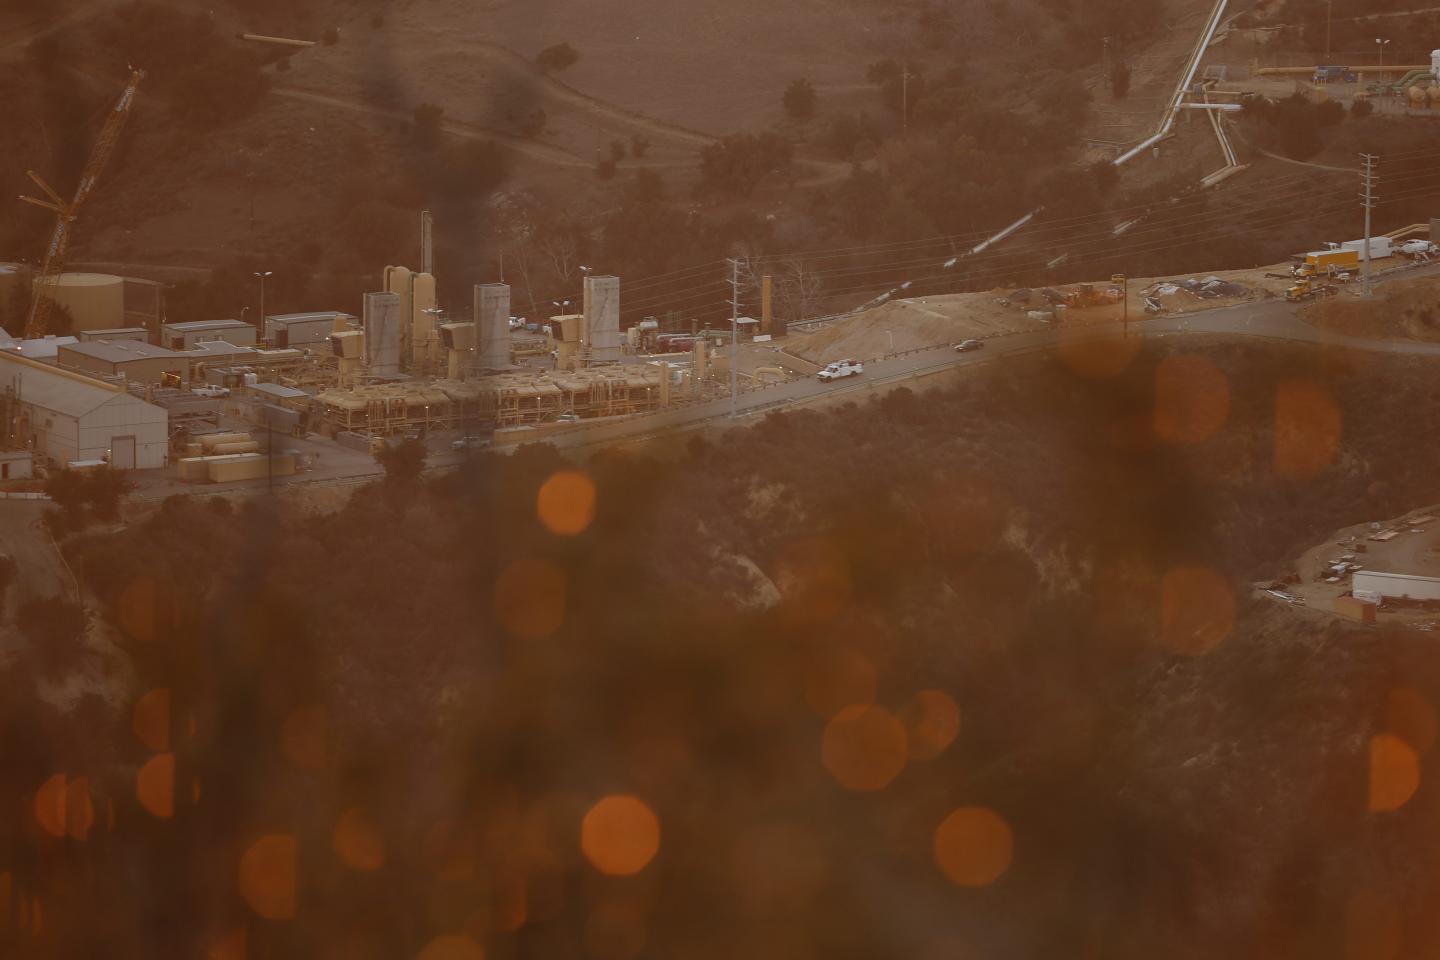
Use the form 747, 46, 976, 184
18, 68, 145, 339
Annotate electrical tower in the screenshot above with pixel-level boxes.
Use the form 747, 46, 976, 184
18, 69, 145, 338
1360, 153, 1378, 298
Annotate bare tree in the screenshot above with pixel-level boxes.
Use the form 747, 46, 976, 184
778, 259, 822, 322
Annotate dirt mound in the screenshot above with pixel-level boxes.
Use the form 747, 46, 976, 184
1303, 280, 1440, 342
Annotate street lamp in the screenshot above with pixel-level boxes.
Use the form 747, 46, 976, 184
252, 270, 272, 329
1376, 38, 1391, 79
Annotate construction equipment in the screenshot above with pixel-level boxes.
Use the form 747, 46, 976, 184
1285, 278, 1338, 302
18, 69, 145, 339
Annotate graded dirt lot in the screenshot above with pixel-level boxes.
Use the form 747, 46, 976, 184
1301, 265, 1440, 342
787, 262, 1301, 364
1269, 506, 1440, 627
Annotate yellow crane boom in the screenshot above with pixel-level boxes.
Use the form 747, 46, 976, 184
19, 68, 145, 339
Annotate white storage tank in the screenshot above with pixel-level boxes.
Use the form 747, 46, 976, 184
32, 273, 124, 331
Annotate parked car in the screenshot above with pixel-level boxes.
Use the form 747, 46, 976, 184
816, 359, 864, 382
1401, 239, 1437, 258
451, 436, 489, 451
953, 339, 984, 352
191, 385, 229, 398
556, 412, 581, 424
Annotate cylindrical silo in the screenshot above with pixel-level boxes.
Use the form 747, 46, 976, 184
33, 273, 124, 331
583, 274, 621, 362
475, 283, 512, 370
411, 271, 437, 367
363, 291, 402, 377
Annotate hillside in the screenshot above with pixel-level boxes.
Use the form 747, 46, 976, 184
9, 335, 1440, 955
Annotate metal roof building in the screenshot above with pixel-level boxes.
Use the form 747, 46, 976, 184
161, 319, 257, 350
265, 311, 356, 348
58, 340, 188, 385
0, 350, 168, 469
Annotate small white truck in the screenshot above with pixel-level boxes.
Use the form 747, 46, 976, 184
816, 359, 864, 382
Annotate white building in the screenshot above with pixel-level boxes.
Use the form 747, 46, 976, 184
0, 351, 168, 469
1353, 571, 1440, 603
265, 311, 356, 348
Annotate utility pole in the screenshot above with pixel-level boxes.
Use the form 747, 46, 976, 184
727, 258, 742, 419
253, 270, 272, 331
421, 209, 433, 275
1325, 0, 1332, 63
1361, 153, 1378, 298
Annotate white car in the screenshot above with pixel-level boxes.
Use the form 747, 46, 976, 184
954, 339, 984, 352
1401, 239, 1436, 257
191, 385, 229, 398
817, 359, 864, 382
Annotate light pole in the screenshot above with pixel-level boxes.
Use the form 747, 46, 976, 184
1112, 273, 1127, 338
1376, 38, 1391, 80
252, 270, 272, 330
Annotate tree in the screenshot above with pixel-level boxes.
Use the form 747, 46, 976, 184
376, 438, 427, 486
777, 258, 822, 322
783, 78, 818, 121
413, 102, 445, 148
1351, 98, 1375, 118
536, 42, 579, 71
698, 133, 794, 197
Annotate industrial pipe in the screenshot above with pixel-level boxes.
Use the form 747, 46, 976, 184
237, 33, 317, 48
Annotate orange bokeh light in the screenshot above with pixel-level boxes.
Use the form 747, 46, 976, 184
537, 470, 598, 536
494, 559, 567, 640
416, 934, 486, 960
899, 690, 961, 761
280, 706, 327, 771
933, 806, 1014, 887
1368, 733, 1420, 813
238, 834, 297, 920
1386, 687, 1437, 755
66, 777, 94, 841
34, 774, 67, 838
803, 647, 876, 719
333, 807, 386, 872
581, 795, 661, 876
132, 688, 171, 753
138, 753, 175, 820
1159, 566, 1234, 656
821, 705, 908, 791
1274, 379, 1341, 478
1153, 353, 1230, 445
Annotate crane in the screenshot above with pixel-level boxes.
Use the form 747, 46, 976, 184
18, 68, 145, 339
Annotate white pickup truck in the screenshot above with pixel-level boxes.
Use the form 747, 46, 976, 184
816, 359, 864, 382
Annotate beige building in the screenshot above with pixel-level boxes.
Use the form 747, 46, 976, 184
58, 341, 189, 385
161, 319, 257, 350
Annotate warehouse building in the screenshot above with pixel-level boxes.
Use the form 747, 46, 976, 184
1353, 571, 1440, 603
161, 319, 256, 350
77, 327, 148, 343
265, 311, 356, 348
58, 340, 188, 385
0, 351, 168, 469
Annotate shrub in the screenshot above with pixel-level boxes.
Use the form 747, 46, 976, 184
536, 42, 579, 72
783, 78, 818, 121
1351, 98, 1375, 118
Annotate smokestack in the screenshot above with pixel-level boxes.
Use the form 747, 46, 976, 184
761, 274, 773, 336
584, 275, 621, 363
475, 283, 511, 370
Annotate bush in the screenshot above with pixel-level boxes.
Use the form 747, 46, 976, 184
376, 438, 427, 486
783, 78, 818, 121
698, 132, 795, 197
536, 41, 579, 72
1351, 98, 1375, 118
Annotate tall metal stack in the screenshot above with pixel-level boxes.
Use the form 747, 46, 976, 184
363, 291, 401, 377
383, 265, 412, 360
475, 283, 512, 371
583, 274, 621, 363
410, 271, 438, 368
